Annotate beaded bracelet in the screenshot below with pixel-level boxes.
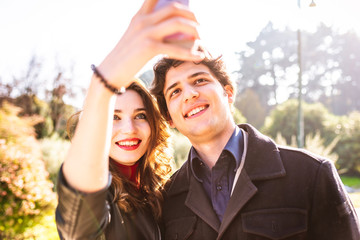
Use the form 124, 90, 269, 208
91, 64, 125, 95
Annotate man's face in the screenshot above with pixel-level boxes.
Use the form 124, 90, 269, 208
163, 61, 234, 143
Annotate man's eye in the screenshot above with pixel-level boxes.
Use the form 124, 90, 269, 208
135, 113, 147, 120
170, 89, 180, 98
195, 78, 207, 84
113, 115, 121, 120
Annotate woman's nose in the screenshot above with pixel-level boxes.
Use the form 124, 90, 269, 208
120, 118, 136, 134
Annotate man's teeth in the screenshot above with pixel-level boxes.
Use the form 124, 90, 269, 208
187, 106, 205, 117
119, 140, 139, 146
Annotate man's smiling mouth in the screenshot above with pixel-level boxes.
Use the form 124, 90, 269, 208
185, 105, 208, 118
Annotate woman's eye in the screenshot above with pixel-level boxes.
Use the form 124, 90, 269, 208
135, 113, 147, 120
113, 115, 121, 120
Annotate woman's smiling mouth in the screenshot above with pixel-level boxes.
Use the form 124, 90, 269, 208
116, 139, 142, 150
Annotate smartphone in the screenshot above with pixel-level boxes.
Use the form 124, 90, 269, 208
154, 0, 194, 48
154, 0, 189, 11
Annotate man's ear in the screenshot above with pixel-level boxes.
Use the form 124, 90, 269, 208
168, 119, 176, 128
166, 113, 176, 128
224, 85, 234, 104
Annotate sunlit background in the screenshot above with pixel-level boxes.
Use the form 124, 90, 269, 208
1, 0, 360, 238
1, 0, 359, 107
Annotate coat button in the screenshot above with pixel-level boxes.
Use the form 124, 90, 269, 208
217, 185, 222, 191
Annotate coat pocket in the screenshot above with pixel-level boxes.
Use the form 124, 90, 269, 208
242, 208, 307, 239
165, 216, 197, 240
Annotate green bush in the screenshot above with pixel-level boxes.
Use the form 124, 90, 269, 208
262, 100, 360, 176
262, 99, 334, 146
333, 111, 360, 176
0, 102, 56, 238
40, 134, 71, 189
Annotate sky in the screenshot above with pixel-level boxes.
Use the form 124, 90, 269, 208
0, 0, 359, 107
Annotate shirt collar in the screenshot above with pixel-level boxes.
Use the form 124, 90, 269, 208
190, 126, 244, 181
224, 126, 243, 170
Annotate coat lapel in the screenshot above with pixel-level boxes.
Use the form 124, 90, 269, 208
185, 175, 221, 232
217, 170, 257, 239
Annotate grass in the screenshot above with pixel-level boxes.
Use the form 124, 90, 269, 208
341, 176, 360, 188
341, 176, 360, 209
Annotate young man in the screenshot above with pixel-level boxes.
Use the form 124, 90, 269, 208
151, 55, 360, 239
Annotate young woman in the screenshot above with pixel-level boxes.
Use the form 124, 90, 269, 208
56, 82, 171, 239
55, 0, 203, 238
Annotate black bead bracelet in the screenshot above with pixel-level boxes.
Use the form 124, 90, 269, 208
91, 64, 125, 95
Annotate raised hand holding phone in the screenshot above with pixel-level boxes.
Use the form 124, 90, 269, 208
154, 0, 196, 48
97, 0, 203, 91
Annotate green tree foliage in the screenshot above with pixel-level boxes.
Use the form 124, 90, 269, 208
0, 102, 56, 238
236, 22, 360, 115
262, 99, 333, 146
235, 88, 266, 128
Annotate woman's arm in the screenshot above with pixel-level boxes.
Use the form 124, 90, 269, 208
62, 0, 204, 193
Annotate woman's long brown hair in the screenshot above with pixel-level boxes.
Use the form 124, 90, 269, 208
67, 81, 172, 221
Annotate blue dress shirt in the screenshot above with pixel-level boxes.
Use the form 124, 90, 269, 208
190, 126, 244, 222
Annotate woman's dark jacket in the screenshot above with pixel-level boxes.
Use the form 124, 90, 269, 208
55, 167, 161, 240
161, 124, 360, 240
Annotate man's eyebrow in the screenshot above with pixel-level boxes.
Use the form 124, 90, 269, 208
189, 71, 210, 79
164, 82, 179, 97
164, 71, 211, 97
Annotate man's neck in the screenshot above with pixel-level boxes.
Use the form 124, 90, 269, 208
190, 123, 236, 169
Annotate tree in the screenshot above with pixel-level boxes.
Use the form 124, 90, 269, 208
235, 22, 296, 109
236, 22, 360, 115
46, 70, 77, 138
0, 56, 81, 139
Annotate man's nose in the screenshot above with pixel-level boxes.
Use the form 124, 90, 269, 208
183, 87, 199, 103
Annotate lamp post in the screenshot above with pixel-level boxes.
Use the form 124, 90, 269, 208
296, 0, 316, 148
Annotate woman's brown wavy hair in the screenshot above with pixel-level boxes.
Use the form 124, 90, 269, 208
66, 81, 172, 221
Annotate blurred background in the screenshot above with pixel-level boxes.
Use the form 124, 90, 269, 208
1, 0, 360, 239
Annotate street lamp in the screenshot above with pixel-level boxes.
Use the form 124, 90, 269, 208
297, 0, 316, 148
